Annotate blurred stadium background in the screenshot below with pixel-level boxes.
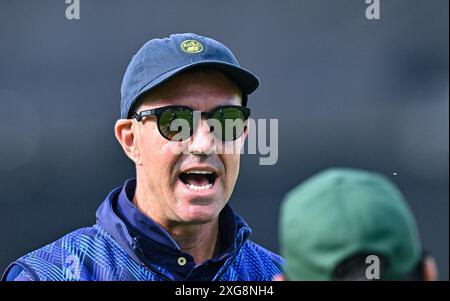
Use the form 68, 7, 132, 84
0, 0, 448, 279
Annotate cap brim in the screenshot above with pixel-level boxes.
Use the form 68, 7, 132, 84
129, 61, 259, 117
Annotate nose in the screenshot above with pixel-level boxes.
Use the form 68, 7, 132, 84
188, 118, 215, 155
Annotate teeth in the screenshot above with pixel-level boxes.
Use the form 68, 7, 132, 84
185, 170, 213, 175
187, 183, 213, 191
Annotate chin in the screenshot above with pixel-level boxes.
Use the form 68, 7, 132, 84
177, 203, 223, 224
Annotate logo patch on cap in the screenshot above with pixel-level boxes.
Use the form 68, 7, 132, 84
180, 40, 203, 54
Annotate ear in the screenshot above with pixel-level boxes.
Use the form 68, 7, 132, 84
242, 124, 249, 141
236, 123, 249, 150
272, 274, 286, 281
114, 119, 142, 165
423, 255, 438, 281
233, 123, 249, 153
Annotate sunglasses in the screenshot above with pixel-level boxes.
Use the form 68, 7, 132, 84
132, 105, 251, 142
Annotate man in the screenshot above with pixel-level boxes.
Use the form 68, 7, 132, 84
2, 33, 283, 281
277, 168, 438, 281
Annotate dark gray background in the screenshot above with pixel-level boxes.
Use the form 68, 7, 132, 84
0, 0, 448, 279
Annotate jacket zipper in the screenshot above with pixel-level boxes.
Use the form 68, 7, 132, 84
132, 238, 173, 281
212, 229, 247, 281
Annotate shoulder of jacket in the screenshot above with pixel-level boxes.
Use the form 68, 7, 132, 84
4, 226, 101, 281
240, 240, 285, 268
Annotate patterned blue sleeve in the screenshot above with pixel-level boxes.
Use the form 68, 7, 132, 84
4, 264, 35, 281
13, 270, 34, 281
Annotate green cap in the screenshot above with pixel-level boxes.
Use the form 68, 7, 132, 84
279, 168, 422, 280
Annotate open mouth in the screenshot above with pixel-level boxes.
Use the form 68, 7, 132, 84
178, 170, 217, 191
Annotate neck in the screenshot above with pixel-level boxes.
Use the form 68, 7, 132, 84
132, 182, 221, 265
165, 219, 221, 264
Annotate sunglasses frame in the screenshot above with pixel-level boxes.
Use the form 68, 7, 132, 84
131, 105, 251, 141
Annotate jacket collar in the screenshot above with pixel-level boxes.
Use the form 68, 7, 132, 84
95, 180, 252, 277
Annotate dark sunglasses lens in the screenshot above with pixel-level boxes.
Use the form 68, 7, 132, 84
159, 108, 193, 141
211, 107, 248, 141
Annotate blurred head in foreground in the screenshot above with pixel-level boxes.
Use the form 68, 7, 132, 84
278, 168, 437, 281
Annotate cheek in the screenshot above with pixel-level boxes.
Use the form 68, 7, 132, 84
221, 153, 241, 186
139, 127, 177, 175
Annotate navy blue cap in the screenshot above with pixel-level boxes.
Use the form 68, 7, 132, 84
120, 33, 260, 119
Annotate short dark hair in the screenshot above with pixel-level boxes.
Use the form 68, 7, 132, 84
332, 252, 424, 281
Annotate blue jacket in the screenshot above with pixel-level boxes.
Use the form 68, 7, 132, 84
2, 184, 283, 281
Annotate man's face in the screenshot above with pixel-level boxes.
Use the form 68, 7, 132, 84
124, 69, 246, 225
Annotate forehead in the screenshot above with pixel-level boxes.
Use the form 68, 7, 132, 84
136, 68, 242, 111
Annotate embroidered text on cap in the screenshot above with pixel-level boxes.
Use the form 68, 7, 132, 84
180, 40, 203, 54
